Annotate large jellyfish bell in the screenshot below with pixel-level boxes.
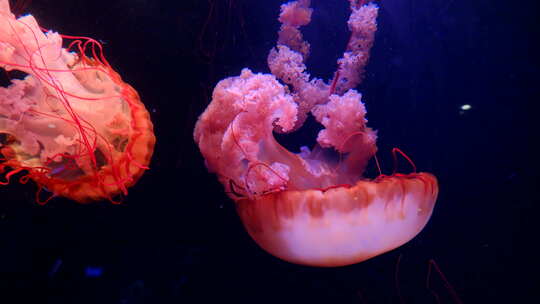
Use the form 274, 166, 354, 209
194, 0, 438, 267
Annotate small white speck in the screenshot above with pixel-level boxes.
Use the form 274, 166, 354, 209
48, 124, 56, 128
460, 104, 471, 111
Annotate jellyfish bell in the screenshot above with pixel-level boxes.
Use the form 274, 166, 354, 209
236, 174, 437, 267
194, 0, 438, 267
0, 0, 155, 203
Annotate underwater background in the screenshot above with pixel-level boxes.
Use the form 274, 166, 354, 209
0, 0, 537, 303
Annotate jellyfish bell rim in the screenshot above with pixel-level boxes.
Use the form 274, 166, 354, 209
234, 172, 438, 267
36, 67, 154, 204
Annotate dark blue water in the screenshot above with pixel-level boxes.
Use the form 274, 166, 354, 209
1, 0, 537, 303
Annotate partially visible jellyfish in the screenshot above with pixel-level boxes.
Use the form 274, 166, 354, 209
195, 0, 438, 267
0, 0, 156, 203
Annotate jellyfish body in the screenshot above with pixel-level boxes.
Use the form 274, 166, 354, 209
0, 1, 155, 202
195, 1, 439, 266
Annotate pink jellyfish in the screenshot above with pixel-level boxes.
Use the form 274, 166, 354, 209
194, 0, 438, 267
0, 0, 155, 203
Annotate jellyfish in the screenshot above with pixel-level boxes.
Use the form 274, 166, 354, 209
0, 0, 155, 203
194, 0, 438, 267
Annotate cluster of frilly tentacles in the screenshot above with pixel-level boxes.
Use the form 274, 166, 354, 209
195, 0, 380, 198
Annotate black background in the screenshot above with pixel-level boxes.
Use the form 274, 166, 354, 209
1, 0, 537, 303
